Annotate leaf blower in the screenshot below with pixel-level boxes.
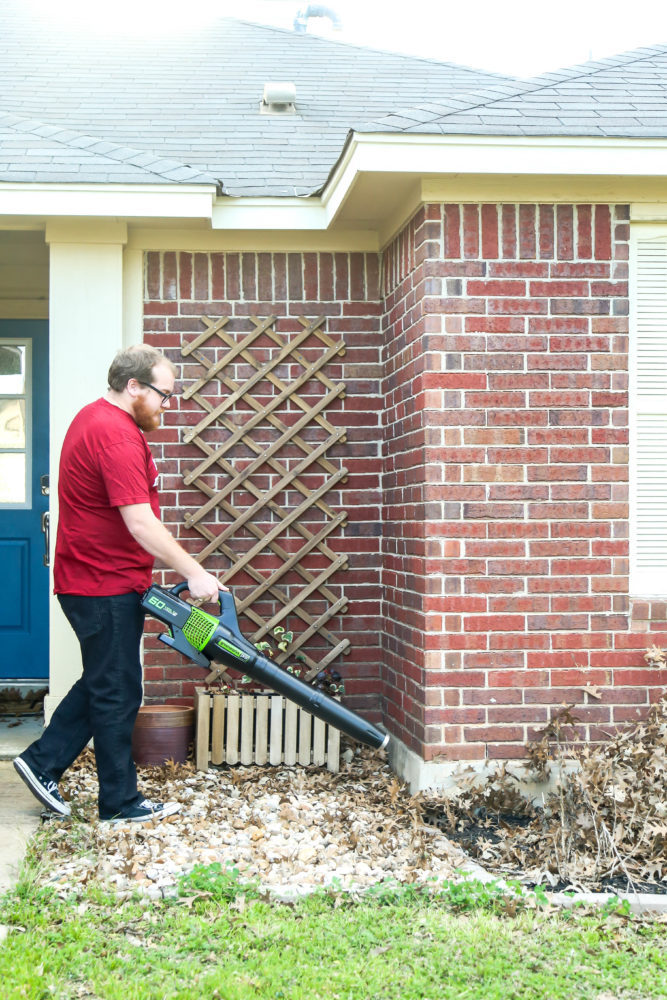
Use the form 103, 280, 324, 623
141, 582, 390, 752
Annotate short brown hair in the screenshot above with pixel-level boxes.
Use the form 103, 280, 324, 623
107, 345, 177, 392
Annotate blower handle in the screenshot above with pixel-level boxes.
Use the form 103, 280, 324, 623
169, 580, 229, 612
168, 581, 240, 632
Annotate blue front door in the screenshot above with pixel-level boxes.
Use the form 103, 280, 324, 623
0, 320, 49, 679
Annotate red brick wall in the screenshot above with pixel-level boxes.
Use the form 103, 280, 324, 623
141, 208, 667, 766
381, 209, 437, 752
383, 202, 667, 762
142, 250, 384, 719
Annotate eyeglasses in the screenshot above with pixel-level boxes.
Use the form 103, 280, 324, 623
137, 381, 175, 405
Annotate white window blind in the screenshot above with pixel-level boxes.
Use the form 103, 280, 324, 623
630, 230, 667, 595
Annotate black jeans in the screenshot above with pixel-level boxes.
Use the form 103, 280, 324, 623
22, 592, 145, 819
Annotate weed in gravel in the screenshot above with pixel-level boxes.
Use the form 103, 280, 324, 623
176, 861, 260, 901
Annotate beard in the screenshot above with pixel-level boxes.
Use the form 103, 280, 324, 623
132, 398, 161, 433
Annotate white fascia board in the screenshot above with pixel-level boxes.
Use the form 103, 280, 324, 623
7, 134, 667, 235
340, 132, 667, 177
322, 133, 667, 224
0, 183, 216, 220
211, 197, 327, 231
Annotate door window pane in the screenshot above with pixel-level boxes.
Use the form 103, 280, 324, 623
0, 453, 25, 503
0, 337, 30, 508
0, 398, 26, 448
0, 345, 25, 393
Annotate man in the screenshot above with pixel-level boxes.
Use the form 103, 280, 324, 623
14, 345, 224, 823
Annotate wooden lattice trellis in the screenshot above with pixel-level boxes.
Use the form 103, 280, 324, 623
180, 314, 349, 682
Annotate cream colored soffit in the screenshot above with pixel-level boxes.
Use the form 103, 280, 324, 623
126, 228, 380, 252
631, 204, 667, 221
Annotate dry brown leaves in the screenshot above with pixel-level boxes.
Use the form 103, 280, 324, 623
419, 695, 667, 892
36, 747, 462, 898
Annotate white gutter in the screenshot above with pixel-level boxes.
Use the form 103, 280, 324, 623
211, 197, 327, 231
0, 183, 217, 219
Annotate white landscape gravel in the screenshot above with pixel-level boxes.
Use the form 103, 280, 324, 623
36, 748, 465, 900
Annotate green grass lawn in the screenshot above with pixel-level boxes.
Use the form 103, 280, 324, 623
1, 870, 665, 1000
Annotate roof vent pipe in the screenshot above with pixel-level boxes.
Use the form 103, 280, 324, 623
261, 82, 297, 115
293, 5, 342, 33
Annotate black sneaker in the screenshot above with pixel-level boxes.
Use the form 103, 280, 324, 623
100, 798, 181, 824
13, 756, 71, 816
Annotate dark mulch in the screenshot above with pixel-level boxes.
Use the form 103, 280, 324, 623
422, 804, 667, 896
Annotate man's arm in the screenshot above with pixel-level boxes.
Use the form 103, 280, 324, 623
119, 503, 226, 603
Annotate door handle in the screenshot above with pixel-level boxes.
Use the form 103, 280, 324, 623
41, 511, 50, 567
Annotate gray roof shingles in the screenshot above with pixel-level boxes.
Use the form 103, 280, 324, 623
0, 0, 513, 194
0, 113, 217, 185
1, 0, 665, 197
359, 44, 667, 138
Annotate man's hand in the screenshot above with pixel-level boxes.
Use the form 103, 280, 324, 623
187, 567, 228, 604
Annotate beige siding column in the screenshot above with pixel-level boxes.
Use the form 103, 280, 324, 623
123, 247, 144, 346
44, 220, 132, 716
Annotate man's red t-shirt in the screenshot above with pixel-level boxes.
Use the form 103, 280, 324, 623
54, 398, 160, 596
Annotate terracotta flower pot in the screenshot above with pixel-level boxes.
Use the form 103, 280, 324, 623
132, 704, 195, 766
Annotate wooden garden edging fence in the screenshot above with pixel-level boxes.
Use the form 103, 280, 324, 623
194, 687, 340, 772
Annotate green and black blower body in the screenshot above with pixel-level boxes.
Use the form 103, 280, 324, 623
141, 582, 390, 752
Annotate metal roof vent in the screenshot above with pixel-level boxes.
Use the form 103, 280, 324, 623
261, 82, 297, 115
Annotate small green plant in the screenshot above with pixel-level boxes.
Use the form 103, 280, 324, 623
601, 895, 632, 919
176, 862, 259, 902
272, 625, 294, 653
361, 879, 427, 906
208, 622, 344, 696
436, 877, 525, 914
253, 624, 297, 660
530, 883, 550, 907
247, 623, 344, 695
357, 876, 530, 915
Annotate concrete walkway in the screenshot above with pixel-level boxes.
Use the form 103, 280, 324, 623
0, 717, 44, 894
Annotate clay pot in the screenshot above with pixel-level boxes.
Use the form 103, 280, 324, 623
132, 704, 195, 766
